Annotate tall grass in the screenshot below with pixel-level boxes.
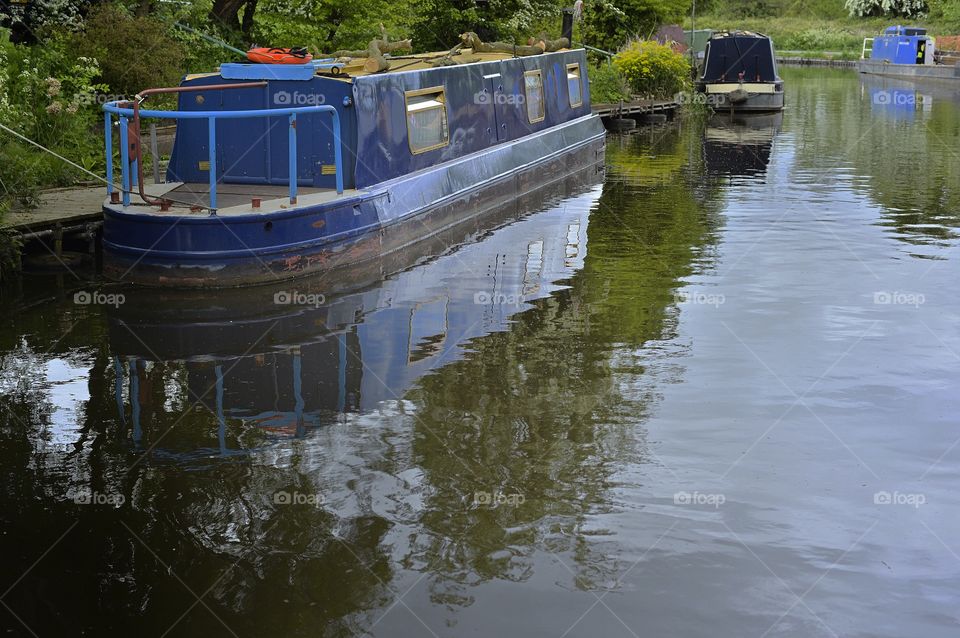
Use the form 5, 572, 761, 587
691, 0, 958, 55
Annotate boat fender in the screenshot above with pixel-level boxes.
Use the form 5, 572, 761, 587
728, 89, 750, 104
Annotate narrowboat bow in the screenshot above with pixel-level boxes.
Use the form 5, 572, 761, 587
101, 42, 605, 287
695, 31, 784, 113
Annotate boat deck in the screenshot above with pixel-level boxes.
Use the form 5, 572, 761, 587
110, 182, 361, 216
163, 183, 329, 209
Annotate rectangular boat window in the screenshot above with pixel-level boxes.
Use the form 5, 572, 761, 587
567, 64, 583, 107
524, 70, 545, 123
405, 87, 449, 154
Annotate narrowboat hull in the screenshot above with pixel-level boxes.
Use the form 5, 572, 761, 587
695, 82, 785, 112
102, 114, 606, 287
856, 60, 960, 81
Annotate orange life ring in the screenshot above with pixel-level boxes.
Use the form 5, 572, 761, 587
246, 47, 313, 64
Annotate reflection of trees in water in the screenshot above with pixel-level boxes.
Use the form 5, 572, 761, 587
0, 129, 727, 633
788, 67, 960, 248
405, 124, 725, 609
0, 321, 400, 635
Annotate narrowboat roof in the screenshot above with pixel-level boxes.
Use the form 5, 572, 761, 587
708, 30, 772, 41
184, 47, 577, 84
884, 25, 927, 36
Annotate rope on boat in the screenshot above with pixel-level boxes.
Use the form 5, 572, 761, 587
0, 122, 116, 189
0, 122, 205, 210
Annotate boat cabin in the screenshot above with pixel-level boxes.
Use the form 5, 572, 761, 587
162, 48, 592, 197
699, 31, 780, 84
869, 26, 935, 65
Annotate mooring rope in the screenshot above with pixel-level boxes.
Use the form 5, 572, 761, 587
0, 122, 204, 211
0, 121, 116, 188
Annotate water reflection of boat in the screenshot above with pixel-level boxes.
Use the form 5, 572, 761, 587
860, 74, 939, 121
703, 112, 782, 177
107, 167, 602, 446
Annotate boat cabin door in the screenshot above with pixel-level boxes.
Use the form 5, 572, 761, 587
484, 72, 509, 142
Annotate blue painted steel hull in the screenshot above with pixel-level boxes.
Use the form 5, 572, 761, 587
103, 115, 606, 287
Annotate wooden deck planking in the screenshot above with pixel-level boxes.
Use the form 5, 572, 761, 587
3, 186, 105, 235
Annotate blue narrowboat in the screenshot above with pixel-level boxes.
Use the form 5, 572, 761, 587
858, 25, 960, 81
101, 44, 606, 287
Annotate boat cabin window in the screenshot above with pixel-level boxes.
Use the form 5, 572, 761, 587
567, 64, 583, 107
524, 70, 546, 123
405, 87, 449, 154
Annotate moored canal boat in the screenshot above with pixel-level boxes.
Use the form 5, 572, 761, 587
858, 25, 960, 81
695, 30, 784, 113
101, 38, 605, 287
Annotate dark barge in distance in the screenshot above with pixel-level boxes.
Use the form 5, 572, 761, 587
101, 42, 605, 287
695, 31, 784, 113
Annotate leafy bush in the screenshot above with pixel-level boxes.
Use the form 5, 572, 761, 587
613, 40, 691, 99
588, 63, 631, 103
73, 3, 186, 96
845, 0, 928, 17
0, 27, 106, 197
581, 0, 690, 54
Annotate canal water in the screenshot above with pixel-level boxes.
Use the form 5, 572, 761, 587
2, 67, 960, 637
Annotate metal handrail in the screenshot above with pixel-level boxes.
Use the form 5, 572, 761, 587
103, 101, 344, 212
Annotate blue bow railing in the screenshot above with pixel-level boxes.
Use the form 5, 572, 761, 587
103, 100, 343, 211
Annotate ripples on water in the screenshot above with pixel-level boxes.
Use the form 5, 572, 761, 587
2, 67, 960, 637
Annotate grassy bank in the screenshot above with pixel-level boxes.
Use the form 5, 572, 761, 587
690, 15, 891, 56
690, 1, 960, 58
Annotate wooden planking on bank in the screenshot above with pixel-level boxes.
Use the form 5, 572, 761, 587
592, 98, 679, 119
2, 185, 104, 252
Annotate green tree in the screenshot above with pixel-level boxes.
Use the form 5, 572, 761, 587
411, 0, 567, 51
252, 0, 415, 51
581, 0, 691, 53
928, 0, 960, 28
844, 0, 928, 17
